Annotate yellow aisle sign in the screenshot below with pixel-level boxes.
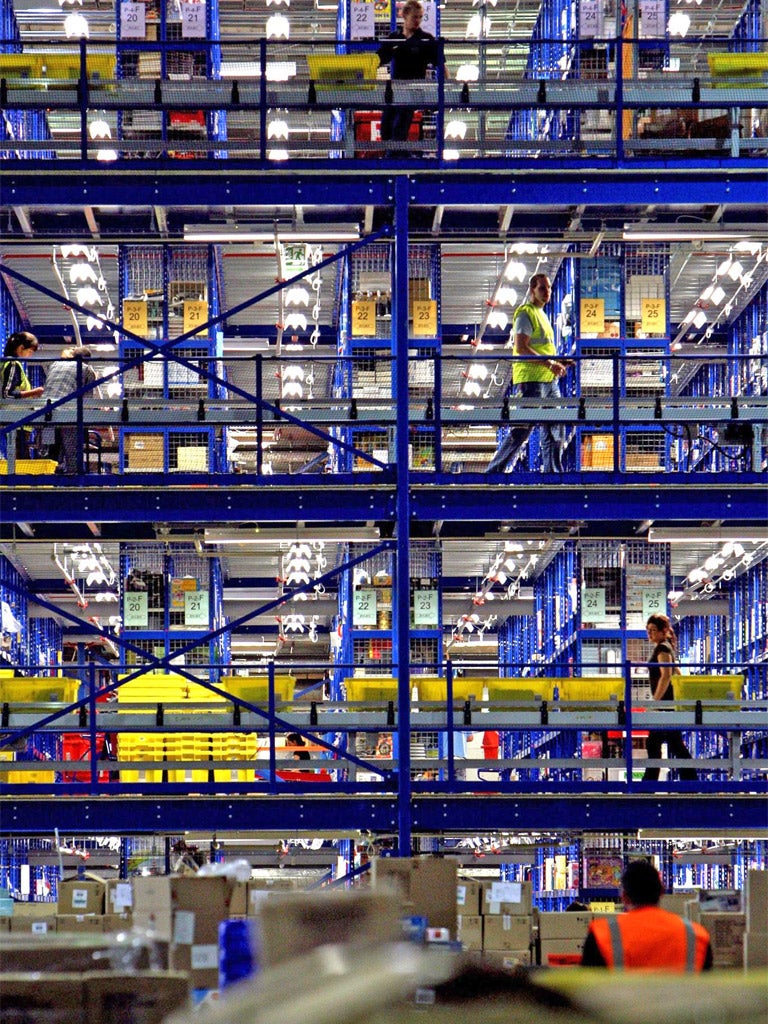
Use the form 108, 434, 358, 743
411, 299, 437, 337
184, 299, 208, 337
351, 299, 376, 337
580, 297, 605, 334
122, 299, 148, 338
641, 297, 666, 334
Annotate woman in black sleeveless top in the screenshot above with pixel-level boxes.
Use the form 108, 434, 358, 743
642, 614, 696, 781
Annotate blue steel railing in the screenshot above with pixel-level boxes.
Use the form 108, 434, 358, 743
1, 36, 767, 163
0, 352, 765, 477
0, 657, 765, 797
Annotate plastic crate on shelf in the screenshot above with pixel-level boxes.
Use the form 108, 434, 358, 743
117, 733, 165, 782
61, 732, 109, 782
306, 53, 379, 88
558, 677, 625, 704
219, 675, 295, 705
0, 459, 58, 475
672, 674, 744, 709
484, 677, 555, 702
344, 676, 398, 702
116, 673, 227, 711
0, 676, 80, 705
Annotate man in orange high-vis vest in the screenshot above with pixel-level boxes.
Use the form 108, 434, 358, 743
581, 860, 712, 972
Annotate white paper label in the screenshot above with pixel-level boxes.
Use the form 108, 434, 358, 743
180, 1, 206, 38
456, 885, 467, 906
349, 1, 374, 40
71, 888, 89, 910
579, 0, 603, 38
642, 587, 667, 620
420, 0, 436, 36
639, 0, 665, 38
191, 943, 219, 968
489, 881, 522, 904
413, 589, 439, 627
120, 1, 145, 39
111, 882, 133, 911
582, 587, 606, 620
31, 921, 49, 934
502, 914, 511, 930
173, 909, 195, 945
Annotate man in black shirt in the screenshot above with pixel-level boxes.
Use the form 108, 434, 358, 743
377, 0, 445, 154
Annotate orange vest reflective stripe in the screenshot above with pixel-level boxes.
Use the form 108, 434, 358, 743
590, 907, 710, 972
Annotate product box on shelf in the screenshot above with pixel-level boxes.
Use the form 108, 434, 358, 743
480, 880, 533, 916
743, 931, 768, 969
246, 877, 302, 916
56, 914, 104, 934
371, 856, 458, 936
456, 913, 483, 950
456, 878, 482, 915
483, 949, 532, 970
105, 879, 133, 915
482, 914, 533, 951
102, 913, 133, 933
536, 911, 594, 939
660, 893, 698, 918
57, 878, 105, 916
9, 915, 56, 934
84, 970, 190, 1024
256, 890, 402, 968
0, 973, 83, 1023
0, 935, 115, 973
539, 936, 587, 962
700, 912, 747, 967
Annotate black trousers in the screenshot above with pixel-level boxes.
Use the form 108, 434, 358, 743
643, 730, 697, 780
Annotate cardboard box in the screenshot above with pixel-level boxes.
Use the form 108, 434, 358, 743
745, 870, 768, 933
0, 973, 83, 1023
56, 914, 104, 934
132, 875, 239, 944
125, 433, 164, 472
744, 931, 768, 970
0, 935, 115, 973
106, 879, 133, 914
371, 857, 457, 936
256, 890, 402, 968
58, 879, 105, 916
456, 913, 483, 950
9, 901, 58, 918
536, 910, 593, 940
660, 893, 698, 918
456, 878, 482, 915
229, 881, 248, 918
10, 916, 56, 934
539, 936, 586, 963
84, 971, 190, 1024
482, 914, 532, 951
246, 878, 301, 916
700, 911, 746, 967
102, 913, 133, 933
483, 949, 531, 970
481, 880, 533, 916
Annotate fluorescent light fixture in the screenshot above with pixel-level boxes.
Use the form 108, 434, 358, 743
623, 228, 762, 242
648, 527, 768, 544
203, 526, 380, 545
184, 224, 360, 243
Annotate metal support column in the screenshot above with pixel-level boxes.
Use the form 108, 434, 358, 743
393, 176, 413, 856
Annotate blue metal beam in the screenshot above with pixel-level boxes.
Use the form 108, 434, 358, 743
2, 478, 765, 524
1, 795, 764, 833
1, 168, 765, 209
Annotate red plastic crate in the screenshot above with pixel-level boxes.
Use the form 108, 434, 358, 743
62, 732, 109, 782
353, 110, 422, 158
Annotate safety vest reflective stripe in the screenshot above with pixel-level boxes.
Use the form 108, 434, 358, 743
683, 919, 696, 972
607, 915, 624, 969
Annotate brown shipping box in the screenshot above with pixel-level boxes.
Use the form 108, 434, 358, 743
105, 879, 133, 914
132, 875, 239, 943
247, 878, 301, 916
539, 936, 586, 962
536, 910, 593, 939
9, 902, 58, 919
84, 971, 190, 1024
482, 914, 532, 951
0, 973, 83, 1024
481, 879, 533, 916
660, 893, 697, 918
456, 878, 482, 916
745, 870, 768, 933
483, 949, 531, 970
257, 890, 402, 968
102, 912, 133, 933
456, 914, 483, 950
10, 916, 56, 934
371, 856, 457, 936
700, 911, 746, 967
56, 914, 104, 934
57, 879, 105, 915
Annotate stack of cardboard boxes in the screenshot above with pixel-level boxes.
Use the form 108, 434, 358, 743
456, 877, 535, 969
